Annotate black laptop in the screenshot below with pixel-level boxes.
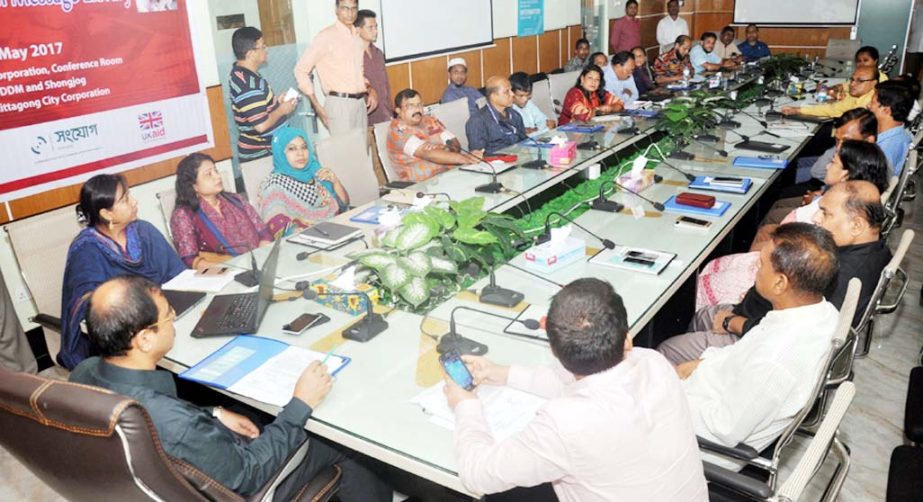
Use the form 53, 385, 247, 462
190, 239, 282, 338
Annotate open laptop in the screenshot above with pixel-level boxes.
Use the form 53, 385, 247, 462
190, 238, 282, 338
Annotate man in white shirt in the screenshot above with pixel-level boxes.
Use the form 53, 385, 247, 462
714, 26, 742, 61
657, 0, 689, 54
676, 223, 841, 470
443, 278, 708, 502
602, 51, 640, 106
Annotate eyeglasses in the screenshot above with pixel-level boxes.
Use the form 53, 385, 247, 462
142, 307, 176, 332
849, 77, 875, 84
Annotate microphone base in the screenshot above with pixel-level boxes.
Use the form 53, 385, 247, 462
764, 110, 784, 121
718, 118, 742, 129
475, 182, 505, 194
591, 198, 625, 213
343, 313, 389, 342
437, 334, 489, 356
669, 151, 695, 161
696, 134, 721, 143
479, 285, 525, 308
521, 159, 547, 170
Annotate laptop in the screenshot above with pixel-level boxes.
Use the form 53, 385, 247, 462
190, 239, 282, 338
162, 290, 206, 319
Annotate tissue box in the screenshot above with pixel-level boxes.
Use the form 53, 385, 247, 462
523, 237, 586, 273
549, 141, 577, 166
308, 279, 379, 316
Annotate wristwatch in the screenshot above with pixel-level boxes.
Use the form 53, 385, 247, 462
722, 315, 737, 334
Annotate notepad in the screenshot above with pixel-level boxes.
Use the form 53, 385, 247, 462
588, 245, 675, 275
688, 175, 753, 194
288, 222, 362, 247
663, 195, 731, 217
162, 269, 236, 293
733, 156, 789, 170
180, 336, 350, 408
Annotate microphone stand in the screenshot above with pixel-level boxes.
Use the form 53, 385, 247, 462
535, 211, 618, 247
456, 143, 506, 193
479, 267, 525, 308
655, 157, 696, 181
301, 287, 389, 342
416, 192, 453, 202
521, 141, 547, 170
691, 136, 729, 157
437, 305, 543, 355
592, 180, 665, 213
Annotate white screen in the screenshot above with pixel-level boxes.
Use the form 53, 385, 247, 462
734, 0, 859, 25
380, 0, 494, 62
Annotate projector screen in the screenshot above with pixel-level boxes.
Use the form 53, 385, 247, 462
734, 0, 859, 25
380, 0, 494, 63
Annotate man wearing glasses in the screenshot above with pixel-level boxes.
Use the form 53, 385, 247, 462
465, 76, 528, 157
295, 0, 378, 136
782, 66, 879, 118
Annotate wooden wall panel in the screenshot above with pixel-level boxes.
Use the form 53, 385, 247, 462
539, 29, 562, 72
561, 29, 571, 66
410, 56, 450, 106
512, 35, 539, 76
696, 13, 732, 36
483, 38, 512, 82
8, 85, 232, 221
385, 63, 411, 105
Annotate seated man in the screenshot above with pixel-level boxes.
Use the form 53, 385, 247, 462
782, 65, 879, 118
589, 51, 609, 69
441, 57, 483, 115
631, 46, 656, 95
444, 278, 708, 501
602, 51, 640, 106
564, 38, 591, 72
676, 224, 840, 469
737, 24, 770, 62
465, 76, 528, 156
70, 276, 391, 501
660, 182, 889, 365
387, 88, 479, 182
689, 32, 733, 75
869, 80, 914, 176
509, 72, 555, 136
653, 35, 693, 85
714, 26, 742, 61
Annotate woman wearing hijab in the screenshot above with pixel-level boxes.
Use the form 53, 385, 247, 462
60, 174, 186, 370
259, 126, 349, 237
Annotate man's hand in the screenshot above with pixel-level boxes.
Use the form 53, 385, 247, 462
781, 106, 799, 116
278, 96, 298, 115
293, 360, 333, 409
471, 149, 485, 159
712, 310, 735, 334
366, 87, 379, 112
675, 359, 702, 380
419, 142, 443, 152
545, 119, 557, 130
802, 190, 821, 205
443, 373, 477, 410
461, 355, 510, 386
216, 408, 261, 439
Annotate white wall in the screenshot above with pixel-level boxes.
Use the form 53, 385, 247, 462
207, 0, 262, 71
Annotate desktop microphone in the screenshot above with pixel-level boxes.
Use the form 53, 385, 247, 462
595, 180, 666, 212
479, 266, 525, 308
301, 285, 389, 342
691, 136, 729, 157
723, 128, 786, 150
717, 107, 742, 129
535, 211, 617, 248
590, 180, 625, 213
454, 143, 506, 193
438, 305, 543, 355
655, 158, 696, 182
521, 140, 548, 170
416, 191, 453, 201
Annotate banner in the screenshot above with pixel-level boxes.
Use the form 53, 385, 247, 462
517, 0, 544, 37
0, 0, 212, 200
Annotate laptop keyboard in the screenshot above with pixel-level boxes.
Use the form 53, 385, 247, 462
217, 295, 257, 330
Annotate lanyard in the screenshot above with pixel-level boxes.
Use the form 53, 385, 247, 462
487, 105, 518, 137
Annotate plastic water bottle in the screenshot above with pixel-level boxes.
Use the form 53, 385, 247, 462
682, 67, 690, 86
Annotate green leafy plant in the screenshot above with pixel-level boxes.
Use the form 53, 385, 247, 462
349, 197, 526, 313
759, 53, 809, 84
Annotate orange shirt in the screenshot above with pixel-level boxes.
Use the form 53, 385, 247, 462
387, 116, 458, 182
294, 21, 366, 96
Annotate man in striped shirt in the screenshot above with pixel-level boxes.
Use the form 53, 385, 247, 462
229, 27, 296, 165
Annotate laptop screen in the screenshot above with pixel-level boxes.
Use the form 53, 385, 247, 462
255, 238, 282, 321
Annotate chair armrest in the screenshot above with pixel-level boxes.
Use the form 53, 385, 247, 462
30, 313, 62, 332
876, 268, 909, 314
697, 436, 760, 461
291, 465, 341, 502
703, 462, 773, 500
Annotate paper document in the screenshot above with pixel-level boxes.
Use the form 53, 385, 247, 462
227, 346, 349, 408
410, 383, 546, 441
162, 269, 236, 293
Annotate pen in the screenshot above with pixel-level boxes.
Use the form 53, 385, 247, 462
321, 344, 339, 365
313, 226, 331, 237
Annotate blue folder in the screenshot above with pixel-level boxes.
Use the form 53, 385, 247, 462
558, 124, 605, 133
522, 138, 556, 148
349, 204, 405, 225
732, 156, 789, 170
663, 195, 731, 217
688, 176, 752, 194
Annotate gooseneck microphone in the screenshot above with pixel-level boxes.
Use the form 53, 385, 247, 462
300, 284, 388, 342
591, 181, 626, 213
479, 267, 525, 308
596, 180, 665, 212
655, 157, 696, 182
416, 191, 453, 201
437, 305, 543, 355
691, 136, 729, 157
536, 211, 617, 249
454, 143, 506, 193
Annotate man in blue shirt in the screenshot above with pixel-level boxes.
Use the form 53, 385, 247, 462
869, 80, 915, 176
602, 51, 640, 106
466, 76, 528, 155
441, 57, 484, 115
510, 72, 555, 135
738, 24, 771, 62
689, 32, 728, 75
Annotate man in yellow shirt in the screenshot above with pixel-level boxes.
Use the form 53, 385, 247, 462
781, 66, 878, 118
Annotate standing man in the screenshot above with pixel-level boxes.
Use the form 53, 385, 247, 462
609, 0, 641, 54
441, 58, 484, 115
229, 27, 297, 168
738, 24, 771, 62
689, 32, 733, 75
564, 38, 592, 72
602, 51, 639, 106
653, 35, 693, 85
714, 26, 742, 61
465, 76, 528, 156
355, 9, 391, 185
295, 0, 377, 135
656, 0, 689, 54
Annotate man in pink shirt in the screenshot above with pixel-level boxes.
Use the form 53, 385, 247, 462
294, 0, 378, 135
609, 0, 641, 54
443, 278, 708, 502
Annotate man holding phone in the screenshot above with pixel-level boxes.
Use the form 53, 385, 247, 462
442, 278, 707, 501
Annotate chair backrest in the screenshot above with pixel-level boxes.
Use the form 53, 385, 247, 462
4, 206, 82, 320
315, 128, 379, 206
825, 39, 861, 60
372, 120, 401, 184
548, 70, 580, 115
0, 366, 231, 501
881, 176, 899, 206
157, 188, 178, 242
853, 229, 915, 337
430, 98, 470, 151
530, 78, 556, 124
240, 159, 274, 208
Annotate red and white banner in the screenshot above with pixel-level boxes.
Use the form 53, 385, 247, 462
0, 0, 212, 200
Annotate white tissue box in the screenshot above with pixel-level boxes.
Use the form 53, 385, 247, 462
523, 237, 586, 273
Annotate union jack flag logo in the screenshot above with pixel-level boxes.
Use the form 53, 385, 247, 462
138, 111, 163, 131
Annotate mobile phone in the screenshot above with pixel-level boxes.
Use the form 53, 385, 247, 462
675, 215, 712, 230
282, 313, 328, 335
711, 176, 743, 185
627, 250, 658, 262
758, 154, 780, 160
624, 256, 655, 267
439, 352, 476, 391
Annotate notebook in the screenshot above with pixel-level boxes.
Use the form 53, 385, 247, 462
588, 246, 675, 275
557, 123, 605, 133
663, 195, 731, 217
288, 221, 362, 247
732, 156, 789, 170
688, 176, 753, 194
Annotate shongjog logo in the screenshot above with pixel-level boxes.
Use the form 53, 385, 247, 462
138, 110, 166, 142
30, 135, 48, 155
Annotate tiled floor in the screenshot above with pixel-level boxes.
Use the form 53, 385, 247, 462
3, 190, 922, 501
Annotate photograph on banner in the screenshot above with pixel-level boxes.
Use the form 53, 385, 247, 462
0, 0, 212, 200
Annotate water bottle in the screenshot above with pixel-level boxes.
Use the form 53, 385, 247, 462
682, 67, 690, 86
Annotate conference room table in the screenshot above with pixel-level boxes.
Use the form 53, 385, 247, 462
161, 74, 845, 496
